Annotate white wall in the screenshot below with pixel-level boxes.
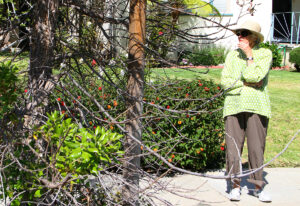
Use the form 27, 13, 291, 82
177, 0, 273, 51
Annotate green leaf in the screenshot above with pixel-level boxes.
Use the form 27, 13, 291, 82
69, 148, 82, 159
87, 147, 98, 153
34, 190, 42, 198
65, 141, 79, 149
81, 151, 92, 162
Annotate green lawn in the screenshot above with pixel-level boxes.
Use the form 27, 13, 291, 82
152, 68, 300, 167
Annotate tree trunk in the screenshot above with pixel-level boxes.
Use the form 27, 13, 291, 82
25, 0, 58, 127
123, 0, 146, 205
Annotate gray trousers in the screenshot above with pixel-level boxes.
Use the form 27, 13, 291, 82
225, 112, 269, 188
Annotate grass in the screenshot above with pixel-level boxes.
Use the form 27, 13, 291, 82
152, 68, 300, 167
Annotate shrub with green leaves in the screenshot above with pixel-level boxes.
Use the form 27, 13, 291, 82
142, 78, 225, 171
289, 46, 300, 72
2, 111, 123, 205
182, 46, 228, 66
36, 111, 124, 176
50, 72, 226, 172
259, 42, 283, 68
0, 61, 20, 118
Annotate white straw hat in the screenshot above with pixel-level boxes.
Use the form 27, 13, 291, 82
232, 19, 264, 43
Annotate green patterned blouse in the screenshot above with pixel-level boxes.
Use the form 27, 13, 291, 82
221, 46, 272, 118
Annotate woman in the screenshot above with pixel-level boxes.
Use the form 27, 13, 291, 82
221, 19, 272, 202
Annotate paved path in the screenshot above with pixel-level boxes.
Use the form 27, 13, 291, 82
152, 168, 300, 206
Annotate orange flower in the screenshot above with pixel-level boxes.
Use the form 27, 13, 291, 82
196, 150, 200, 154
153, 148, 158, 152
218, 133, 223, 137
178, 120, 182, 125
156, 97, 159, 101
171, 154, 175, 159
168, 158, 172, 162
77, 96, 81, 99
186, 114, 190, 118
57, 97, 61, 102
221, 142, 225, 146
107, 105, 111, 109
143, 98, 146, 101
61, 110, 65, 114
152, 131, 156, 135
200, 148, 204, 152
141, 146, 143, 150
185, 93, 189, 98
113, 100, 118, 107
110, 125, 114, 130
89, 121, 93, 125
150, 101, 155, 104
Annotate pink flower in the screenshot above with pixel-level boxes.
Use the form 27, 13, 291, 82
158, 31, 163, 36
92, 59, 97, 66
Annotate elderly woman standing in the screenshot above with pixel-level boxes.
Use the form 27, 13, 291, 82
221, 19, 272, 202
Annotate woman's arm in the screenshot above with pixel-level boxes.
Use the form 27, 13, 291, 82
221, 52, 243, 92
242, 48, 272, 84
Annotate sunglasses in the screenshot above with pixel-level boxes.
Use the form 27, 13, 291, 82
236, 30, 252, 37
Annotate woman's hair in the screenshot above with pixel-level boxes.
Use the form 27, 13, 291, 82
249, 34, 260, 47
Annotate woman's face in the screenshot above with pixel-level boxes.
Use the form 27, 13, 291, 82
237, 30, 258, 48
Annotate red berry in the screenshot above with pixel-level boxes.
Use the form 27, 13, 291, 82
98, 87, 102, 91
24, 89, 28, 93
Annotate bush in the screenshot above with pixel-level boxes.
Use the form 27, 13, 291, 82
2, 111, 123, 205
142, 78, 225, 171
50, 72, 226, 172
180, 46, 228, 66
289, 46, 300, 72
0, 61, 21, 119
259, 42, 283, 68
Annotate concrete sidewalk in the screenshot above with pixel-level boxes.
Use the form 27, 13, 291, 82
152, 168, 300, 206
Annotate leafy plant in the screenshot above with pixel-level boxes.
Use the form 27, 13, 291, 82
259, 42, 283, 68
36, 111, 124, 176
0, 61, 20, 118
1, 111, 123, 205
289, 46, 300, 72
181, 46, 228, 66
142, 78, 225, 171
50, 72, 226, 172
